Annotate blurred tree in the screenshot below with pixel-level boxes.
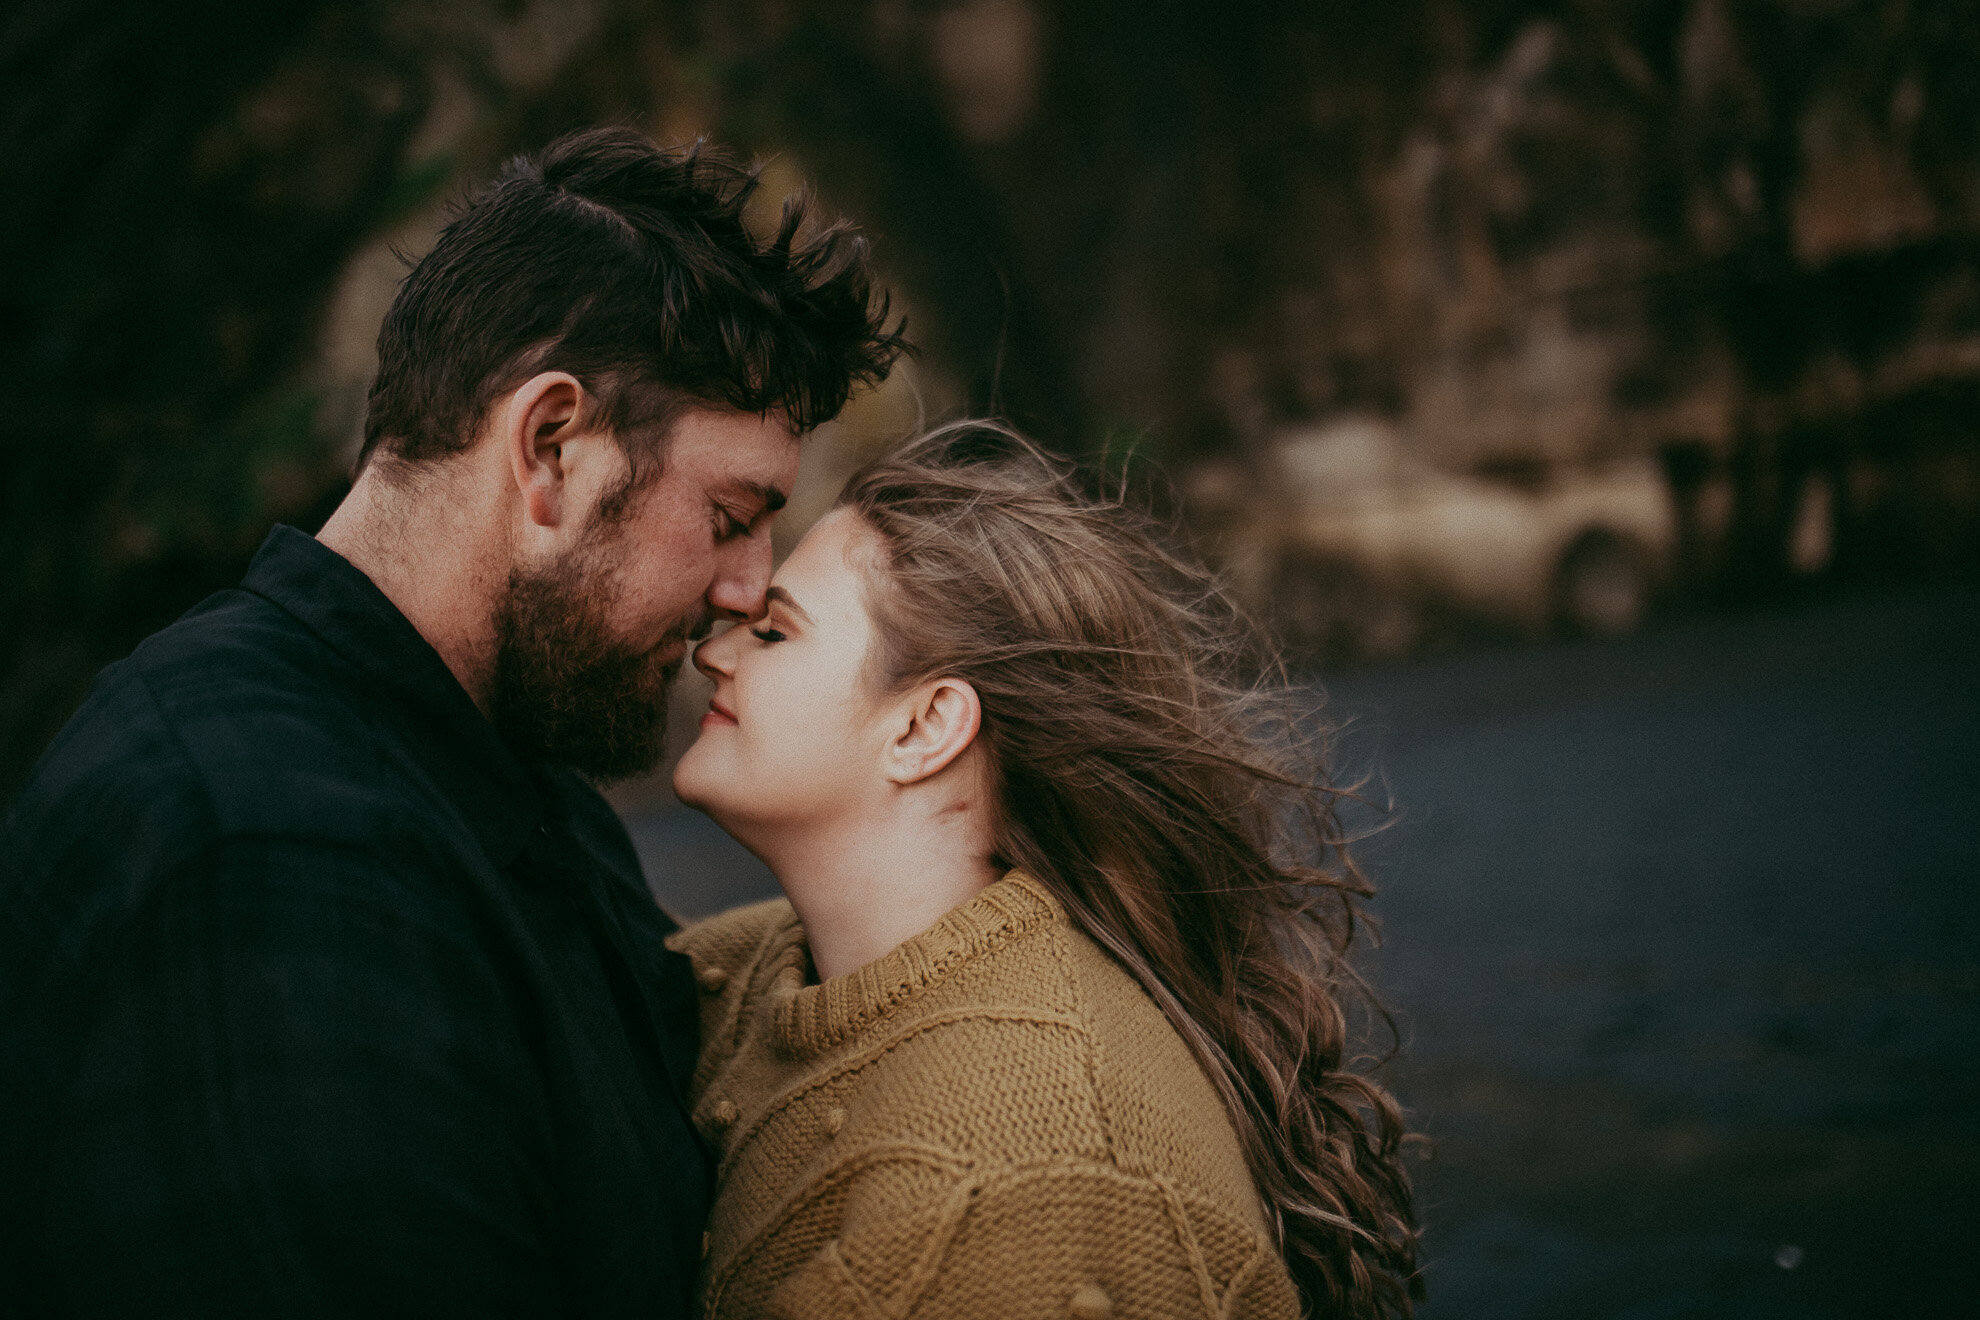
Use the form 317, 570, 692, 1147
1585, 0, 1980, 591
1, 0, 436, 791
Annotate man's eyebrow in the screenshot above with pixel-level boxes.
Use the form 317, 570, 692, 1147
764, 585, 812, 623
728, 481, 787, 515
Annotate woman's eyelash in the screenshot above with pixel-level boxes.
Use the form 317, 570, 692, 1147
750, 628, 786, 644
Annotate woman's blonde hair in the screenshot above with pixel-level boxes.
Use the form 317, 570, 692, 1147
837, 422, 1422, 1318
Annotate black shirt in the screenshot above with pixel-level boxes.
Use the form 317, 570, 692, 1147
0, 526, 711, 1317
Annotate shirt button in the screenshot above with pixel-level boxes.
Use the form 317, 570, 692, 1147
711, 1099, 739, 1128
824, 1106, 847, 1136
696, 964, 730, 992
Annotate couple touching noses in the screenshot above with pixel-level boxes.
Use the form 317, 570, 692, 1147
0, 125, 1418, 1320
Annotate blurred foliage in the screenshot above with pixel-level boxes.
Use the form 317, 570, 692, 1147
1, 1, 435, 790
5, 0, 1980, 796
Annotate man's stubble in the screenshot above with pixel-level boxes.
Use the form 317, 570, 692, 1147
489, 506, 707, 782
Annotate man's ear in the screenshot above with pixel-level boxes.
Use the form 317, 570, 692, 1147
883, 678, 982, 787
501, 372, 585, 529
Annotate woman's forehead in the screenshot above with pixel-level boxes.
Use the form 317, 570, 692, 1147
773, 509, 877, 616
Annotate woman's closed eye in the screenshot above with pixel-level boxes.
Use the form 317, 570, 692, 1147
750, 627, 787, 644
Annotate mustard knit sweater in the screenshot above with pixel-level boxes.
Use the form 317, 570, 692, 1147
669, 871, 1301, 1320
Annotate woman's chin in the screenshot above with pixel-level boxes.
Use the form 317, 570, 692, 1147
670, 746, 717, 812
672, 749, 752, 836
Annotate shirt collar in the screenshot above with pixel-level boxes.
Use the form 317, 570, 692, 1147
238, 524, 542, 867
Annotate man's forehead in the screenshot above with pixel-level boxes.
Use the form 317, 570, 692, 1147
665, 408, 801, 492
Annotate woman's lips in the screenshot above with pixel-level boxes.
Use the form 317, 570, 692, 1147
701, 697, 738, 729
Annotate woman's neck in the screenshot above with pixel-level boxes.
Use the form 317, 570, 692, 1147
763, 801, 1001, 982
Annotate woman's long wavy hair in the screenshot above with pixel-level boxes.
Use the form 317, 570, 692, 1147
837, 421, 1422, 1319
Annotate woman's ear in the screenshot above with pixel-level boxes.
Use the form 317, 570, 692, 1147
883, 677, 982, 786
502, 371, 584, 529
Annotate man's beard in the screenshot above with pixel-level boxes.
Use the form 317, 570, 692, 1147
488, 531, 704, 783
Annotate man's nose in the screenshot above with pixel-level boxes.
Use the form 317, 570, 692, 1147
707, 536, 774, 622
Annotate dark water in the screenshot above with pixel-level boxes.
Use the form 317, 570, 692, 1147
627, 584, 1980, 1318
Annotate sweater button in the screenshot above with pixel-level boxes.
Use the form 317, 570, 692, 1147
1069, 1283, 1112, 1319
696, 964, 729, 992
823, 1106, 847, 1136
710, 1099, 739, 1128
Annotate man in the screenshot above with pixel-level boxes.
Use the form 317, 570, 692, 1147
0, 127, 903, 1316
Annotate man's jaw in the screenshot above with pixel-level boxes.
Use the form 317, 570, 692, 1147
649, 611, 715, 678
655, 611, 716, 656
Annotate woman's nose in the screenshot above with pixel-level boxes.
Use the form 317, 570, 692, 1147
692, 625, 737, 681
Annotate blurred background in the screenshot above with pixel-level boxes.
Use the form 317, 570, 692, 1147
4, 1, 1976, 1314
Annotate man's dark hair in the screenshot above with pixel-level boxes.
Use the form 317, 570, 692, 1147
360, 127, 907, 471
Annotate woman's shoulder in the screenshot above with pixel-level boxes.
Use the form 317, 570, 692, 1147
908, 874, 1270, 1234
1043, 907, 1278, 1238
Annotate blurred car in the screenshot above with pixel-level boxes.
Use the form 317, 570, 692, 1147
1242, 417, 1677, 659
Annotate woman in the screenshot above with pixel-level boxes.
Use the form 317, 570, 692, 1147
670, 423, 1419, 1319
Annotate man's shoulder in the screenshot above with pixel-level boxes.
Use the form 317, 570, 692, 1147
0, 589, 512, 1016
9, 587, 408, 866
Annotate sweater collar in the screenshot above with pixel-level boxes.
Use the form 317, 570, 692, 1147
772, 871, 1061, 1059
